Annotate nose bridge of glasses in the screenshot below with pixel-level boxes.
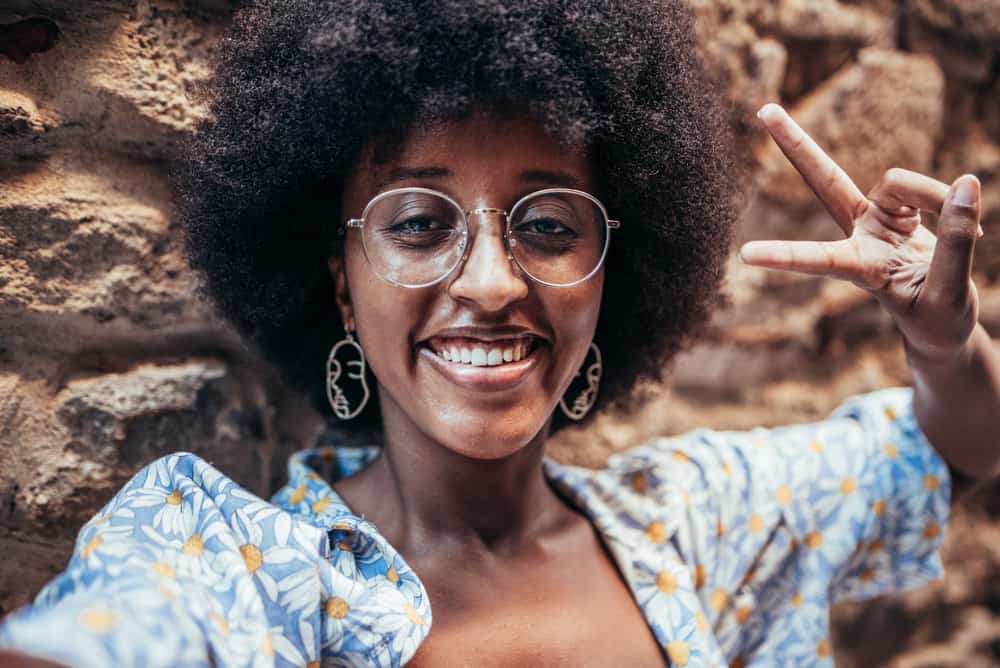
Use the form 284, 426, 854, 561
461, 207, 512, 253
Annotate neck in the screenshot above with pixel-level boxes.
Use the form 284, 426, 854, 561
345, 399, 570, 559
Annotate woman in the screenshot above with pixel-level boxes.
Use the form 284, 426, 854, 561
1, 0, 997, 666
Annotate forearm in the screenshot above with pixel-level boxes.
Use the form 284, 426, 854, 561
907, 322, 1000, 479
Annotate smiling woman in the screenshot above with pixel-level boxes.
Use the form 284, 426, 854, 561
1, 0, 999, 667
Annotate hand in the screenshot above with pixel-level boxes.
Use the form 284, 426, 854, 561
740, 103, 984, 362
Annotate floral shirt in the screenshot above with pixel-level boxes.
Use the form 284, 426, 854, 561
0, 387, 950, 667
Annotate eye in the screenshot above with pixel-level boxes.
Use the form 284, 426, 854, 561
517, 218, 577, 236
389, 216, 450, 234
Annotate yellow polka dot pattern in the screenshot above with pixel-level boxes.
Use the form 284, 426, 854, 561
735, 605, 752, 625
325, 597, 350, 619
240, 544, 262, 574
289, 484, 308, 505
776, 484, 791, 505
79, 608, 117, 633
644, 520, 667, 544
81, 534, 102, 558
666, 640, 690, 666
211, 612, 229, 635
656, 571, 677, 594
404, 603, 425, 625
709, 588, 727, 611
184, 533, 204, 556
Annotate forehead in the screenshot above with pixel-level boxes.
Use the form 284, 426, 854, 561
345, 113, 594, 200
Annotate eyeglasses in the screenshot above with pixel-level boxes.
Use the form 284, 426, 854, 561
342, 187, 621, 288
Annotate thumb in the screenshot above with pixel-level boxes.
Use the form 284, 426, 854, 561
925, 174, 981, 306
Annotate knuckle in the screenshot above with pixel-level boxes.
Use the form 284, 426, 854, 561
947, 200, 979, 218
935, 227, 976, 249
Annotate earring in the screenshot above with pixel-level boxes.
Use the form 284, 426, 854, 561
326, 326, 370, 420
559, 341, 602, 421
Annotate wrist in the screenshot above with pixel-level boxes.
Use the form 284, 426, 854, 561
902, 328, 978, 369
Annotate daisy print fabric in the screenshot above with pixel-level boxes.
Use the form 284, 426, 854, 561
0, 387, 950, 667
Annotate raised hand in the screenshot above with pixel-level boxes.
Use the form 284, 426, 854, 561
740, 103, 983, 362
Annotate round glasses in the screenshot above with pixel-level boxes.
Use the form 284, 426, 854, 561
343, 187, 621, 288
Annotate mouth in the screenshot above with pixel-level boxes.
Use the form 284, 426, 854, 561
417, 335, 546, 391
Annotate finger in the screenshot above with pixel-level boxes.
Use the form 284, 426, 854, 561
867, 168, 949, 215
739, 238, 864, 283
758, 103, 867, 235
925, 174, 981, 305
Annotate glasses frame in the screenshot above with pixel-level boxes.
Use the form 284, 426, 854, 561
343, 186, 621, 289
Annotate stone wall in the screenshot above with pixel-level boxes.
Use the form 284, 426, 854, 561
2, 1, 999, 665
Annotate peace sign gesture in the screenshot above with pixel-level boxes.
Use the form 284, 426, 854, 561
740, 103, 984, 362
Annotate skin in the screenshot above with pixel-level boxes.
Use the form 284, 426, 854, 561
329, 113, 604, 552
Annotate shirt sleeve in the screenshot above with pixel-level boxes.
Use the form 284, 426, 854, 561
0, 452, 332, 668
615, 386, 951, 606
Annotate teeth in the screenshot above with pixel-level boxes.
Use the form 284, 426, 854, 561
430, 338, 535, 366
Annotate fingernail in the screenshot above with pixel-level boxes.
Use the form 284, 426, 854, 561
756, 103, 778, 121
952, 175, 979, 207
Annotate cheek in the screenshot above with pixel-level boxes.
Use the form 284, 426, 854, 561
548, 273, 604, 373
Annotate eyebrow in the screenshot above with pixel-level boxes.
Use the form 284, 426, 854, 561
378, 166, 582, 189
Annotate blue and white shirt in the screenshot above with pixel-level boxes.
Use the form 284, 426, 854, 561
0, 387, 950, 667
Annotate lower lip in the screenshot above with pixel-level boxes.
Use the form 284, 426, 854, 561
418, 343, 544, 392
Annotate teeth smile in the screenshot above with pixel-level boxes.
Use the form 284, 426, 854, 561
426, 337, 536, 367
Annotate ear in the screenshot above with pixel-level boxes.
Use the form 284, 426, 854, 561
328, 254, 355, 332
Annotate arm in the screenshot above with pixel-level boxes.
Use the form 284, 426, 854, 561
908, 324, 1000, 478
742, 103, 1000, 481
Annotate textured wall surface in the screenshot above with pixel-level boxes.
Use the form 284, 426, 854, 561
1, 1, 999, 665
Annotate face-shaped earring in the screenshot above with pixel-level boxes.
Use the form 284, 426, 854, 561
326, 326, 370, 420
558, 341, 602, 421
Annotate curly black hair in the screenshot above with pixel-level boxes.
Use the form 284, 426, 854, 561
173, 0, 744, 434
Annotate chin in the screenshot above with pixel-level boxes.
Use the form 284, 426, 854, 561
432, 413, 549, 461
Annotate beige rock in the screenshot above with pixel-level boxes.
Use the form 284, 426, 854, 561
910, 0, 1000, 41
756, 48, 945, 208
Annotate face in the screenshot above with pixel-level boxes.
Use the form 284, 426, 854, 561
331, 113, 604, 459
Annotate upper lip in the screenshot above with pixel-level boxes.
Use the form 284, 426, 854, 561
420, 325, 549, 343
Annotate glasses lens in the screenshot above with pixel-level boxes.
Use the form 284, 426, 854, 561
509, 191, 608, 286
361, 190, 466, 286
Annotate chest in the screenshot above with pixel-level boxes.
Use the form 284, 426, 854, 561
404, 532, 668, 667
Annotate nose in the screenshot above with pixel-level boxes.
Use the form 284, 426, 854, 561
447, 211, 530, 311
